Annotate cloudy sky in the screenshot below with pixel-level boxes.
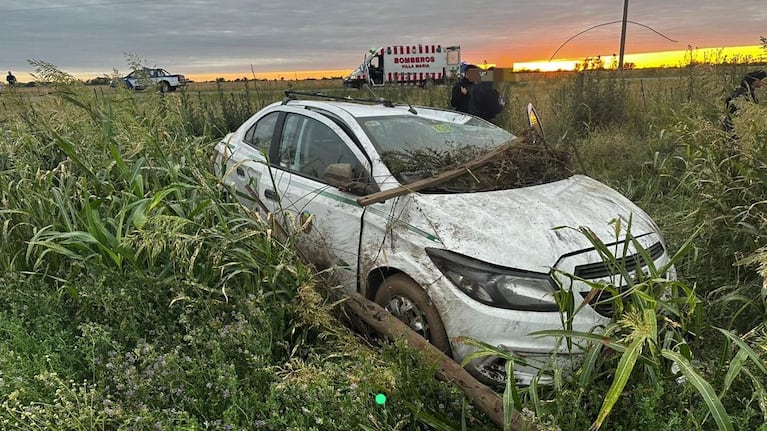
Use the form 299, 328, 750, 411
2, 0, 764, 81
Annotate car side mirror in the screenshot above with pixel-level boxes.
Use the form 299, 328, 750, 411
323, 163, 379, 196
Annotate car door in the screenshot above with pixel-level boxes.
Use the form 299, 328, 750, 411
124, 71, 137, 89
223, 110, 281, 217
260, 108, 373, 288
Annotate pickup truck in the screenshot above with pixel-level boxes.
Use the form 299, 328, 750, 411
119, 67, 187, 92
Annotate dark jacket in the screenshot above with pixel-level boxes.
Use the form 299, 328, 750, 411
450, 77, 474, 113
726, 86, 758, 116
723, 71, 764, 134
468, 81, 504, 121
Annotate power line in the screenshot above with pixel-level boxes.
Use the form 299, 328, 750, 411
3, 0, 155, 14
548, 20, 678, 62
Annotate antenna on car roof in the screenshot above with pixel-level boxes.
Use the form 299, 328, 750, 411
283, 90, 394, 107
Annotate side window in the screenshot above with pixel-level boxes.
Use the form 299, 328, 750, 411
369, 55, 380, 69
243, 111, 279, 155
278, 114, 305, 170
278, 114, 368, 184
446, 49, 460, 65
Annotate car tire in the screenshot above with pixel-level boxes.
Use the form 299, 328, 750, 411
158, 81, 170, 93
374, 273, 451, 356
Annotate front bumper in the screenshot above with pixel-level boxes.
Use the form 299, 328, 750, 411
430, 233, 673, 386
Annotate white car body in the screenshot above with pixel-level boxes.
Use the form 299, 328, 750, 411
214, 96, 674, 384
122, 68, 186, 91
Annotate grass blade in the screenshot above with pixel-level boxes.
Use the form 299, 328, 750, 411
715, 327, 767, 375
662, 350, 734, 431
503, 359, 521, 430
590, 336, 644, 430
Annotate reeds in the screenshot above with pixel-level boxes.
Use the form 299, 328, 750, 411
1, 61, 766, 430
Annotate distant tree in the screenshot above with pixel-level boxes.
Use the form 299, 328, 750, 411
577, 56, 605, 71
216, 77, 225, 82
592, 55, 604, 70
86, 76, 112, 86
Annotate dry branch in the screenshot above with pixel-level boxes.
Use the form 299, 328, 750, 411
356, 137, 523, 206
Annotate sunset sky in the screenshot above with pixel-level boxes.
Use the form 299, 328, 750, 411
1, 0, 765, 82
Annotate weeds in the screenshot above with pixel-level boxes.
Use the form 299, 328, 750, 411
2, 61, 767, 430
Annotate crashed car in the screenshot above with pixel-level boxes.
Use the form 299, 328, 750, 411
214, 91, 674, 384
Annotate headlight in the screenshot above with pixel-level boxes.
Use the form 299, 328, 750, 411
426, 248, 559, 312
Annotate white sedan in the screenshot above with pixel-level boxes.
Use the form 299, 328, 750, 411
214, 92, 674, 384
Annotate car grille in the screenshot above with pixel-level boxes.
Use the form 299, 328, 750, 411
573, 241, 665, 279
571, 241, 666, 318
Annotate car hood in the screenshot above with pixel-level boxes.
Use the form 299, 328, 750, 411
411, 175, 659, 272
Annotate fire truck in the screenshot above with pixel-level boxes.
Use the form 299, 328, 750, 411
343, 44, 461, 88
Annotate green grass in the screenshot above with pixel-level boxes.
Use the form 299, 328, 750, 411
1, 59, 767, 430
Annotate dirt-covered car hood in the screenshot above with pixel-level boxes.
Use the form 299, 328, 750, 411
412, 174, 659, 272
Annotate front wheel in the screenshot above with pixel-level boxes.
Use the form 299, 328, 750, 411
374, 273, 451, 355
158, 81, 170, 93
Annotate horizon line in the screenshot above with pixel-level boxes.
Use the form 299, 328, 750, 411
6, 44, 764, 82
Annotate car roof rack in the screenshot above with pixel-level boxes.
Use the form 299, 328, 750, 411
282, 90, 394, 107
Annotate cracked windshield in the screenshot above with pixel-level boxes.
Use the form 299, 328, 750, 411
359, 114, 573, 192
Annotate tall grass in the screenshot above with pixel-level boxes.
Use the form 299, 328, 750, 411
1, 66, 483, 430
2, 59, 767, 430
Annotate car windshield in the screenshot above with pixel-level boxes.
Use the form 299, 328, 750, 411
358, 113, 572, 193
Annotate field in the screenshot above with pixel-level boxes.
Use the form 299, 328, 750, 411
1, 61, 767, 430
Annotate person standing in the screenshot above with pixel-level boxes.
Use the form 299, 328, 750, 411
6, 71, 17, 87
450, 63, 478, 113
468, 79, 506, 122
722, 69, 765, 134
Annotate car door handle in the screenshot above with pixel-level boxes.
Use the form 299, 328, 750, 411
236, 167, 245, 176
264, 188, 279, 201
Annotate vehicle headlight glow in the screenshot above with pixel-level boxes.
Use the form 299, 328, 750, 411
426, 248, 559, 312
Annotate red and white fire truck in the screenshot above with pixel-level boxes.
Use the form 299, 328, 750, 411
343, 44, 461, 88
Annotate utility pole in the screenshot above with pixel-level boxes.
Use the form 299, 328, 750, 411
618, 0, 629, 71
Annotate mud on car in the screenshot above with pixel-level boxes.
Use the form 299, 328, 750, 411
213, 91, 674, 385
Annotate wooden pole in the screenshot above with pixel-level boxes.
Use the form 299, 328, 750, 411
618, 0, 629, 71
344, 292, 538, 431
